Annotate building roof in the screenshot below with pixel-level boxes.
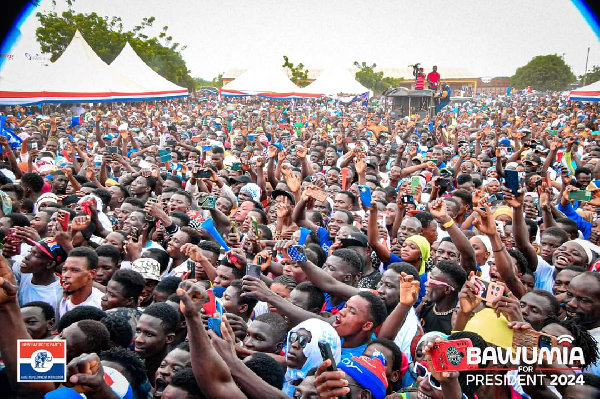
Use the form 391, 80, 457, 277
222, 66, 478, 81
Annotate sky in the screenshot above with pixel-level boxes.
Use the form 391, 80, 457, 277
4, 0, 600, 80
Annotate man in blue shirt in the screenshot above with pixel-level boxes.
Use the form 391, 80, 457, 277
293, 194, 353, 255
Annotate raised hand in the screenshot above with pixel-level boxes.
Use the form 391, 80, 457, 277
459, 274, 482, 315
71, 215, 92, 232
286, 173, 301, 193
177, 280, 207, 318
313, 359, 349, 399
398, 272, 420, 306
355, 156, 366, 175
472, 204, 496, 236
66, 353, 108, 395
296, 146, 307, 159
277, 149, 287, 163
181, 243, 208, 263
501, 187, 524, 208
428, 198, 447, 221
490, 291, 523, 322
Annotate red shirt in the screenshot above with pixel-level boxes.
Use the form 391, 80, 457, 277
415, 75, 425, 90
427, 71, 440, 84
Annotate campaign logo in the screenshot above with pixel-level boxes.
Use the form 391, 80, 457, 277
18, 340, 66, 382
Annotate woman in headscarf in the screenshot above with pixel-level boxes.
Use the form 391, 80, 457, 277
400, 235, 430, 275
469, 235, 493, 279
493, 205, 513, 226
283, 318, 341, 397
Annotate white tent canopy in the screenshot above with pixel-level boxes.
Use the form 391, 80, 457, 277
0, 30, 188, 105
222, 64, 299, 94
35, 30, 150, 102
301, 66, 370, 96
110, 42, 187, 95
569, 80, 600, 102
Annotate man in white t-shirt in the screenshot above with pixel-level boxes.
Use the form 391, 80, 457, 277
15, 238, 67, 312
58, 247, 104, 320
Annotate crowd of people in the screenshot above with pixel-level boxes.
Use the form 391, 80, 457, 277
0, 88, 598, 399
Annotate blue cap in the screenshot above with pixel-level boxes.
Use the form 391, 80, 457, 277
499, 138, 511, 147
45, 387, 83, 398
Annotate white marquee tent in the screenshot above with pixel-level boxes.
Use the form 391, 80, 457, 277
109, 42, 187, 98
569, 80, 600, 102
221, 64, 301, 98
301, 66, 370, 97
0, 30, 188, 105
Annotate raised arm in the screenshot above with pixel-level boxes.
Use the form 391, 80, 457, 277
95, 115, 106, 148
365, 205, 391, 264
473, 205, 526, 299
178, 281, 246, 399
292, 196, 319, 232
377, 272, 419, 340
297, 256, 358, 300
390, 199, 405, 240
428, 199, 476, 275
211, 318, 288, 399
241, 276, 329, 326
0, 255, 55, 395
504, 188, 539, 271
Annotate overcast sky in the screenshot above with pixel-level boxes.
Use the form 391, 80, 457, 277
4, 0, 600, 80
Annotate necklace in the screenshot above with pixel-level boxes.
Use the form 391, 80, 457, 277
433, 304, 453, 316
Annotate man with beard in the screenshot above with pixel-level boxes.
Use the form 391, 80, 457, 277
58, 247, 104, 319
107, 185, 129, 213
16, 238, 67, 312
51, 171, 69, 196
293, 194, 353, 255
375, 263, 422, 360
154, 342, 191, 398
565, 272, 600, 375
135, 302, 178, 386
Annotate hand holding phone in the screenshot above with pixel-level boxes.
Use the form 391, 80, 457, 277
504, 170, 520, 196
358, 185, 372, 208
471, 276, 505, 303
429, 338, 477, 372
318, 341, 339, 372
57, 210, 71, 232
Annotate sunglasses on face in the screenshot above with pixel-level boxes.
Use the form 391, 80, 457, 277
426, 272, 454, 290
289, 332, 311, 348
414, 362, 442, 390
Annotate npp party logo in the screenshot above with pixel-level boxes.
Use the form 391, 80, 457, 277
17, 340, 66, 382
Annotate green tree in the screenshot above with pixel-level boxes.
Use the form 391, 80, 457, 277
194, 73, 223, 90
580, 65, 600, 85
353, 62, 403, 94
282, 56, 310, 87
510, 55, 576, 91
35, 9, 195, 90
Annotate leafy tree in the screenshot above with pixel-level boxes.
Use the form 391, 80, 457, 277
510, 55, 576, 91
353, 62, 403, 94
282, 56, 310, 87
580, 65, 600, 85
194, 73, 223, 90
35, 9, 195, 90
